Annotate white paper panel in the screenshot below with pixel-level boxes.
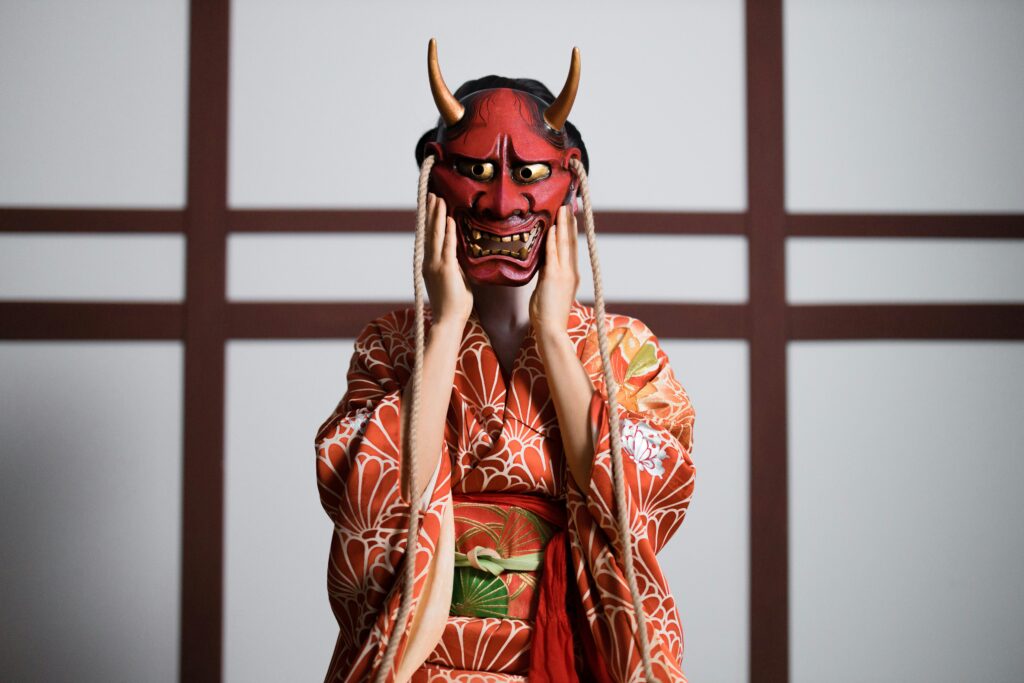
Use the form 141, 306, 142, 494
0, 341, 183, 682
789, 341, 1024, 683
787, 237, 1024, 303
228, 233, 747, 302
0, 1, 189, 207
230, 0, 746, 210
223, 340, 351, 683
223, 336, 746, 681
785, 0, 1024, 212
577, 235, 747, 303
0, 234, 186, 301
660, 340, 749, 683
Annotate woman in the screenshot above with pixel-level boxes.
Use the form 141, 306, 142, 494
315, 41, 697, 683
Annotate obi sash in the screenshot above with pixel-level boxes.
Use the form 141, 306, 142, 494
450, 493, 562, 619
450, 493, 612, 683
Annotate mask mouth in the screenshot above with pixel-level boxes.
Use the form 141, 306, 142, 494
461, 216, 545, 262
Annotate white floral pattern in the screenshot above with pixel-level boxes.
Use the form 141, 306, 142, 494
621, 418, 668, 477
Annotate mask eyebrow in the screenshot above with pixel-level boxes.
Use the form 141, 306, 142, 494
450, 152, 495, 165
449, 128, 502, 161
506, 136, 559, 166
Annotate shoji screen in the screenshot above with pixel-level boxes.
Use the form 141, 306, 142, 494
0, 1, 189, 681
4, 2, 1020, 683
785, 1, 1024, 681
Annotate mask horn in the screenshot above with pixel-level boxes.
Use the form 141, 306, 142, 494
428, 38, 464, 127
544, 47, 581, 132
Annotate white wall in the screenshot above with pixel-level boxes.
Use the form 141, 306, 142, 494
0, 342, 183, 682
223, 341, 345, 683
789, 341, 1024, 683
661, 340, 750, 683
0, 234, 186, 301
0, 0, 189, 207
785, 0, 1024, 213
787, 237, 1024, 303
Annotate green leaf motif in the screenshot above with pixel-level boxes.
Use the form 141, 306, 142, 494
450, 567, 509, 618
625, 342, 659, 381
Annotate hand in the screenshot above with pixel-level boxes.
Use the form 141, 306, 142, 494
530, 205, 579, 338
424, 193, 473, 328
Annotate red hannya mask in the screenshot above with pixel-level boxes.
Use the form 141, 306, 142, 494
424, 41, 581, 286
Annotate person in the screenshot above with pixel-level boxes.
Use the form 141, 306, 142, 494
315, 40, 697, 683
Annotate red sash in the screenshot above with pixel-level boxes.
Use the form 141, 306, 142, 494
452, 493, 613, 683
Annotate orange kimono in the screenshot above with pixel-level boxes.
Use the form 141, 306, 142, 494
315, 301, 696, 682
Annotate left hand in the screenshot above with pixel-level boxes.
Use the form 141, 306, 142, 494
530, 205, 579, 337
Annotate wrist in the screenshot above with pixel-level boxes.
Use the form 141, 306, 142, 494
428, 317, 467, 347
535, 325, 572, 355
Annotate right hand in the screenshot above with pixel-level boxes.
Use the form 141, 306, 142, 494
424, 192, 473, 327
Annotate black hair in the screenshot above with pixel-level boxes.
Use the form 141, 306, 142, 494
414, 75, 590, 173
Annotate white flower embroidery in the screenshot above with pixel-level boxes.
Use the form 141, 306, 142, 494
620, 418, 668, 477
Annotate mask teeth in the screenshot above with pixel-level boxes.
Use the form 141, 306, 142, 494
463, 221, 538, 260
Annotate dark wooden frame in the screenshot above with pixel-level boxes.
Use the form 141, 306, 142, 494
1, 1, 1022, 681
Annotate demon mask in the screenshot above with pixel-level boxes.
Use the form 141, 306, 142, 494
423, 40, 582, 286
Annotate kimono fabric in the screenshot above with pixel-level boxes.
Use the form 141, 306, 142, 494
315, 301, 697, 682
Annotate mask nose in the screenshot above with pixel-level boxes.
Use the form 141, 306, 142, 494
475, 169, 529, 219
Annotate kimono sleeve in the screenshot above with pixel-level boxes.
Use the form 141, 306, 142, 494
314, 316, 451, 682
568, 316, 696, 681
581, 317, 696, 554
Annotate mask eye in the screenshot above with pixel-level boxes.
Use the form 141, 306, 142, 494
512, 163, 551, 184
456, 159, 495, 181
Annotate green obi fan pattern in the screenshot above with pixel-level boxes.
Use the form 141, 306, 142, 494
449, 503, 557, 620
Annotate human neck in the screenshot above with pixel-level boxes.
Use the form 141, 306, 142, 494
470, 278, 536, 379
470, 278, 535, 333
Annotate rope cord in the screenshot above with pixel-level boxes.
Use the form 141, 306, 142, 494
374, 154, 436, 683
571, 157, 658, 682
